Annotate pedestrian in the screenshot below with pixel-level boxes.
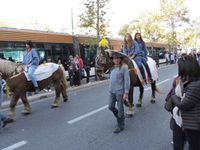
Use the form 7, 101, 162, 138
171, 55, 200, 150
165, 76, 187, 150
22, 40, 40, 94
0, 73, 13, 130
73, 55, 81, 86
134, 32, 153, 82
108, 52, 130, 134
84, 58, 91, 83
123, 33, 146, 84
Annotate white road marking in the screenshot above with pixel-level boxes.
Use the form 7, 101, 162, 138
144, 78, 170, 91
68, 78, 170, 124
158, 64, 176, 69
68, 105, 108, 124
2, 141, 27, 150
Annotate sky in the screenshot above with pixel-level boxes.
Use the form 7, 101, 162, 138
0, 0, 199, 37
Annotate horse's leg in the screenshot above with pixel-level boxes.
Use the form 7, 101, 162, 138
62, 89, 68, 102
126, 85, 134, 117
21, 94, 32, 115
51, 82, 61, 108
60, 79, 68, 102
136, 85, 144, 107
150, 80, 156, 103
8, 94, 20, 119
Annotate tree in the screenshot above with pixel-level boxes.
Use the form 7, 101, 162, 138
160, 0, 189, 51
79, 0, 110, 38
118, 12, 165, 46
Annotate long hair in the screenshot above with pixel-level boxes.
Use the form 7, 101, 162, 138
134, 32, 144, 43
124, 33, 134, 48
178, 55, 200, 81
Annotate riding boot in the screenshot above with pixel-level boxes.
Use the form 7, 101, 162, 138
114, 117, 124, 134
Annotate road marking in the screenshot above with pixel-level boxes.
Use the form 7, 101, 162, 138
2, 141, 27, 150
158, 64, 176, 69
68, 105, 108, 124
68, 78, 170, 124
144, 78, 170, 91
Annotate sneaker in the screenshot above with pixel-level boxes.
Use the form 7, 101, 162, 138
113, 127, 124, 134
3, 118, 14, 128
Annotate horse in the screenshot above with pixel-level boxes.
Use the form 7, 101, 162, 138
95, 47, 159, 117
0, 58, 68, 119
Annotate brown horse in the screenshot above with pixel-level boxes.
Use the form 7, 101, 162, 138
0, 58, 68, 119
96, 48, 159, 117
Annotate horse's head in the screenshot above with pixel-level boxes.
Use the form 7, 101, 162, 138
95, 46, 114, 80
0, 58, 24, 80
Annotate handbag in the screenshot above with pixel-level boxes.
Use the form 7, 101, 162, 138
164, 98, 173, 112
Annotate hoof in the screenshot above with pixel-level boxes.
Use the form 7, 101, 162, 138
136, 103, 142, 107
63, 98, 68, 102
126, 109, 135, 118
126, 114, 134, 118
8, 112, 15, 119
51, 104, 59, 108
21, 111, 31, 115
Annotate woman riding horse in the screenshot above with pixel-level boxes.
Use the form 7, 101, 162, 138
96, 38, 158, 116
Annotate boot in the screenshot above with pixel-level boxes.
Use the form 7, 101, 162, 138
113, 126, 124, 134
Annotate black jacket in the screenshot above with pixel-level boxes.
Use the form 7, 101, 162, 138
172, 80, 200, 130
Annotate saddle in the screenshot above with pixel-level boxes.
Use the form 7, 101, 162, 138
24, 63, 59, 81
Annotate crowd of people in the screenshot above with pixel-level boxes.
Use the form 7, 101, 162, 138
1, 37, 200, 150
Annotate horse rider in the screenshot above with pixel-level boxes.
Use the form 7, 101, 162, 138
123, 33, 146, 84
22, 40, 40, 93
134, 32, 153, 82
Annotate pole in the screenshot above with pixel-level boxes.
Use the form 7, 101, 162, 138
71, 8, 74, 35
96, 0, 100, 38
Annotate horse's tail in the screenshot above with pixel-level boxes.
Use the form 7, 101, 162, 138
59, 65, 67, 90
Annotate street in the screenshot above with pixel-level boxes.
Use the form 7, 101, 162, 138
0, 64, 178, 150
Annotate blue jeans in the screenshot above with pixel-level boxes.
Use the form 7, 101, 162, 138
109, 93, 125, 128
140, 57, 152, 79
134, 57, 146, 80
28, 65, 38, 87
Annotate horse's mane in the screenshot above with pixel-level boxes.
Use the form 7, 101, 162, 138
0, 58, 20, 78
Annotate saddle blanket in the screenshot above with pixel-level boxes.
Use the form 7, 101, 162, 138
131, 57, 158, 84
24, 63, 59, 81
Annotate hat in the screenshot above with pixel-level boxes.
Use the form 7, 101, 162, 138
111, 52, 123, 59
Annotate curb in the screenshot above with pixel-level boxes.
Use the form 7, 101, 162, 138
1, 80, 108, 109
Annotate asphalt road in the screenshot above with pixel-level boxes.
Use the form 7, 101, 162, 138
0, 64, 179, 150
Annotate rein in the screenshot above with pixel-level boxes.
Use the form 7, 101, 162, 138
10, 63, 24, 76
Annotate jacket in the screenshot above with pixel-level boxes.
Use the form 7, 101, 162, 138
172, 80, 200, 130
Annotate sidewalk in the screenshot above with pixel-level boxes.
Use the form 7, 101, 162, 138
1, 77, 108, 109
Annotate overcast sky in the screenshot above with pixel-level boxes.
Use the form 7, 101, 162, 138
0, 0, 199, 37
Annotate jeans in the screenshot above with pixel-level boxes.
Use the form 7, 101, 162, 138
134, 57, 146, 80
28, 65, 38, 87
109, 93, 125, 128
140, 57, 152, 79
